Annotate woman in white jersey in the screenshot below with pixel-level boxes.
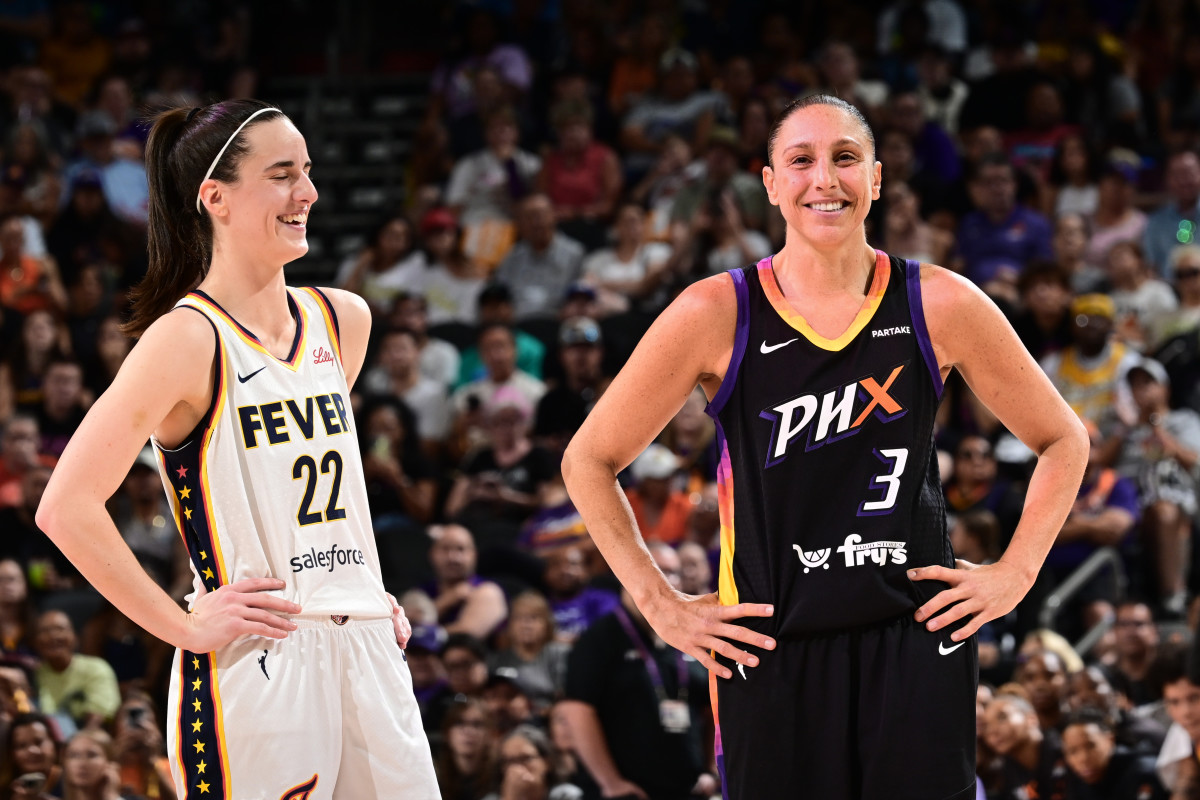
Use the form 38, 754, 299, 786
37, 100, 439, 799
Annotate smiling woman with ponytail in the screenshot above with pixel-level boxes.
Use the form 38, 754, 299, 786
36, 99, 440, 798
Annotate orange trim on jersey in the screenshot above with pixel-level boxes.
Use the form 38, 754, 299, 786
758, 249, 891, 352
209, 656, 233, 794
174, 663, 187, 794
182, 292, 308, 371
198, 338, 231, 585
297, 287, 342, 366
716, 442, 738, 607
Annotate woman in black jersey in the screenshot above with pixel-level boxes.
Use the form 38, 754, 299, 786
562, 95, 1087, 799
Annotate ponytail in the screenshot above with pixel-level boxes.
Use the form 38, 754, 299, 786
123, 99, 284, 337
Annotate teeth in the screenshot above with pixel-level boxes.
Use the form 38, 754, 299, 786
809, 202, 845, 212
281, 212, 308, 224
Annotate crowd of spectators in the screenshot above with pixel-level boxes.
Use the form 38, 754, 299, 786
9, 0, 1200, 798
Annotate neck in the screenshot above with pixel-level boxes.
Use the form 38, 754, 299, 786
615, 240, 639, 259
197, 264, 292, 344
1013, 732, 1043, 770
513, 640, 540, 660
453, 750, 480, 774
773, 238, 877, 296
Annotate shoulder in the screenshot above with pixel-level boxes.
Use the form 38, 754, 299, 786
308, 287, 370, 335
133, 304, 218, 366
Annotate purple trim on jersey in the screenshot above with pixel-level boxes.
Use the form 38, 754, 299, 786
707, 266, 753, 419
904, 259, 944, 399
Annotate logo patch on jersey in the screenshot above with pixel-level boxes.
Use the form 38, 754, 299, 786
313, 346, 335, 365
791, 545, 831, 573
237, 392, 351, 448
760, 337, 798, 354
279, 774, 318, 799
871, 326, 911, 338
290, 543, 367, 574
759, 363, 908, 467
835, 533, 907, 567
237, 366, 267, 383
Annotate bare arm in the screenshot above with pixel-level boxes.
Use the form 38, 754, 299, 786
36, 310, 301, 651
444, 581, 507, 639
557, 700, 647, 799
911, 266, 1089, 640
1057, 508, 1135, 547
562, 276, 774, 678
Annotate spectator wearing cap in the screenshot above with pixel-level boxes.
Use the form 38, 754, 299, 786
1106, 242, 1177, 352
481, 667, 535, 735
541, 546, 618, 644
624, 444, 693, 546
956, 153, 1054, 292
335, 213, 425, 316
533, 317, 608, 451
1085, 152, 1148, 272
406, 624, 449, 728
1107, 358, 1200, 617
1151, 246, 1200, 358
557, 283, 600, 325
493, 194, 585, 321
60, 111, 148, 227
1041, 293, 1139, 429
536, 99, 622, 252
360, 327, 451, 453
418, 207, 487, 327
456, 285, 545, 389
1143, 151, 1200, 277
620, 47, 728, 178
1044, 419, 1138, 633
579, 203, 673, 315
446, 385, 555, 530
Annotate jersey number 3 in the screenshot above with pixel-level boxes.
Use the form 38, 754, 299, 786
859, 448, 908, 516
292, 450, 347, 526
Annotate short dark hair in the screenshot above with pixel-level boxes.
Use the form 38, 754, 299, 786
767, 93, 875, 168
1017, 259, 1072, 296
1062, 706, 1116, 734
441, 632, 487, 662
971, 152, 1014, 182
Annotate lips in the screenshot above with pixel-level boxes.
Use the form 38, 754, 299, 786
805, 200, 849, 212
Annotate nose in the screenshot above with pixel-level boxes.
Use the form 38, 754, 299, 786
813, 154, 838, 190
296, 171, 318, 206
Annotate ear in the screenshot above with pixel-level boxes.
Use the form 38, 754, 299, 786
197, 179, 229, 219
762, 165, 779, 207
872, 160, 882, 201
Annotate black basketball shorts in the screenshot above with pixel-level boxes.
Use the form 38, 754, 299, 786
712, 613, 978, 800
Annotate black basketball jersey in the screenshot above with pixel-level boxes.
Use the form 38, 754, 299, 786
707, 250, 949, 637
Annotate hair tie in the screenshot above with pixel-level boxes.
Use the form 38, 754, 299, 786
185, 106, 201, 123
195, 106, 275, 214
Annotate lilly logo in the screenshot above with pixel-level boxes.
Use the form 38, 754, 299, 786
792, 545, 831, 573
313, 346, 335, 365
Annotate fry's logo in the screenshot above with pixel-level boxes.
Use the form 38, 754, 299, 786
759, 364, 907, 468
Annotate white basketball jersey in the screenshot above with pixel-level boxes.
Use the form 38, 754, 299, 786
152, 287, 389, 619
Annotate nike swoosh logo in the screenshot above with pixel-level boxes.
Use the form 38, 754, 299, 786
938, 641, 966, 656
237, 366, 267, 383
738, 663, 747, 680
760, 338, 799, 354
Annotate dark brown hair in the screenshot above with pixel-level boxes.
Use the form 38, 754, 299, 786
123, 99, 285, 337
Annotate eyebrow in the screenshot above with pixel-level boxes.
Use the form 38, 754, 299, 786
262, 160, 312, 171
783, 138, 865, 154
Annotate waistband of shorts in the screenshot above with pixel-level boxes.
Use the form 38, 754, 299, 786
777, 610, 919, 642
289, 614, 392, 630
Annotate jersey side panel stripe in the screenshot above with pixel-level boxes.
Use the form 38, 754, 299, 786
715, 428, 738, 607
177, 651, 228, 798
197, 340, 231, 585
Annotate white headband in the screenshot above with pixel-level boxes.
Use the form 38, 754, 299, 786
194, 107, 276, 214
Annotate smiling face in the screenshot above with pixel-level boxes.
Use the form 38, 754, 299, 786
764, 103, 880, 250
205, 117, 317, 270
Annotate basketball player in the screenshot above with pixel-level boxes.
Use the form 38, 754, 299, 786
562, 95, 1088, 799
36, 100, 439, 799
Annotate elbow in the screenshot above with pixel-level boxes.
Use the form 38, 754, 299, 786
33, 492, 58, 540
